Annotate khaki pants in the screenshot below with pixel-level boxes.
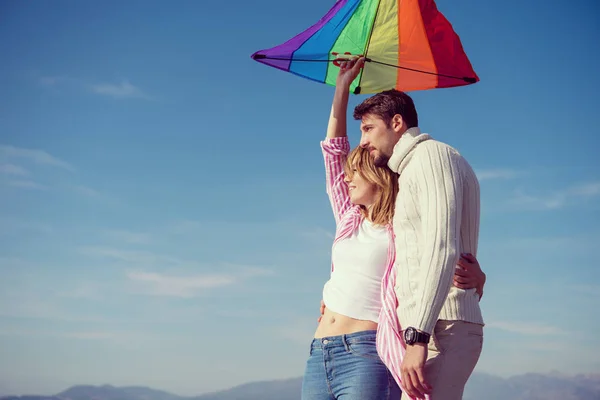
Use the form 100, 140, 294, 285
401, 320, 483, 400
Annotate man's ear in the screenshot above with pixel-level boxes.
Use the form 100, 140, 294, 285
391, 114, 404, 133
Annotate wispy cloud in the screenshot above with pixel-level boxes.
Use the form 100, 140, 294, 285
105, 230, 152, 245
72, 185, 101, 197
0, 296, 108, 323
276, 325, 315, 344
0, 146, 87, 193
79, 246, 181, 265
0, 145, 73, 171
1, 151, 107, 199
0, 256, 37, 269
64, 331, 117, 340
38, 74, 154, 101
6, 180, 48, 190
272, 317, 319, 344
567, 284, 600, 297
299, 227, 334, 241
497, 235, 599, 253
569, 182, 600, 197
127, 265, 272, 298
127, 271, 235, 297
0, 219, 52, 235
38, 75, 71, 86
476, 168, 520, 181
487, 320, 565, 336
167, 219, 203, 235
56, 282, 104, 300
0, 163, 29, 176
70, 185, 119, 205
511, 181, 600, 210
89, 80, 153, 100
0, 327, 127, 342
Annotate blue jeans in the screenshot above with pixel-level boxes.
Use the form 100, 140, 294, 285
301, 330, 401, 400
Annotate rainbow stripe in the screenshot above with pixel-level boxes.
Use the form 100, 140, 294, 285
251, 0, 479, 94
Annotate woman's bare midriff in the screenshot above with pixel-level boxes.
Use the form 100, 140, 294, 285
314, 307, 378, 338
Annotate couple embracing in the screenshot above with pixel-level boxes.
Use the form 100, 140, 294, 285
300, 57, 485, 400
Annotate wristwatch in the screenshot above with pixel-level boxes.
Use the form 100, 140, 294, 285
404, 327, 430, 345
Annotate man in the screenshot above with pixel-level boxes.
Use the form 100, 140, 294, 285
353, 56, 485, 399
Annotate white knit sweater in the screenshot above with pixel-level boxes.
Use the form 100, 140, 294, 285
388, 127, 484, 335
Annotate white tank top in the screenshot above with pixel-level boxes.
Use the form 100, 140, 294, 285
322, 218, 390, 323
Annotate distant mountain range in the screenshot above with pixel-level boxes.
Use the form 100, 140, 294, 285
2, 372, 599, 400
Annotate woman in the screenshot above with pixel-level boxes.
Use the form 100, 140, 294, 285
300, 58, 485, 400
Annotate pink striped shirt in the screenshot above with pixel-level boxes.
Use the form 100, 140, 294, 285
321, 137, 413, 395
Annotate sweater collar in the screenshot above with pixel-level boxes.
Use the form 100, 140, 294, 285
387, 127, 431, 174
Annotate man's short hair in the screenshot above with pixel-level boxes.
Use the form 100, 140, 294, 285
353, 89, 419, 129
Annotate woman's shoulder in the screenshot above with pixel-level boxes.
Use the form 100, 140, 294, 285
338, 205, 362, 223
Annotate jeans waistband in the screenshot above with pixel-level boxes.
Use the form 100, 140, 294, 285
310, 330, 377, 349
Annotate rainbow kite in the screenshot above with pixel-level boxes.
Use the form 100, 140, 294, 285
251, 0, 479, 94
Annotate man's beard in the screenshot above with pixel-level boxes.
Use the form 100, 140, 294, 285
373, 153, 390, 168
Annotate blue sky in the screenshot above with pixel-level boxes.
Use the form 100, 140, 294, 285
1, 0, 599, 395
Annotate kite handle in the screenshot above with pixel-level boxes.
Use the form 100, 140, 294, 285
331, 52, 368, 67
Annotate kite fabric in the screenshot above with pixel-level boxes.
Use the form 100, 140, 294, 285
251, 0, 479, 94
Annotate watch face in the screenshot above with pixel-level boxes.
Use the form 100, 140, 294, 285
404, 328, 415, 344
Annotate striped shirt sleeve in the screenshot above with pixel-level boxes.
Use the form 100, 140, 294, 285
321, 137, 351, 224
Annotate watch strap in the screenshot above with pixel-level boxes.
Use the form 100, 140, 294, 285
404, 327, 431, 345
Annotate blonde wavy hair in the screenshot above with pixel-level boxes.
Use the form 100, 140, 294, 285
344, 146, 399, 226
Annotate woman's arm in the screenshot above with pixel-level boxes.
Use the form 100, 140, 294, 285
326, 56, 365, 139
322, 137, 351, 223
321, 57, 365, 223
